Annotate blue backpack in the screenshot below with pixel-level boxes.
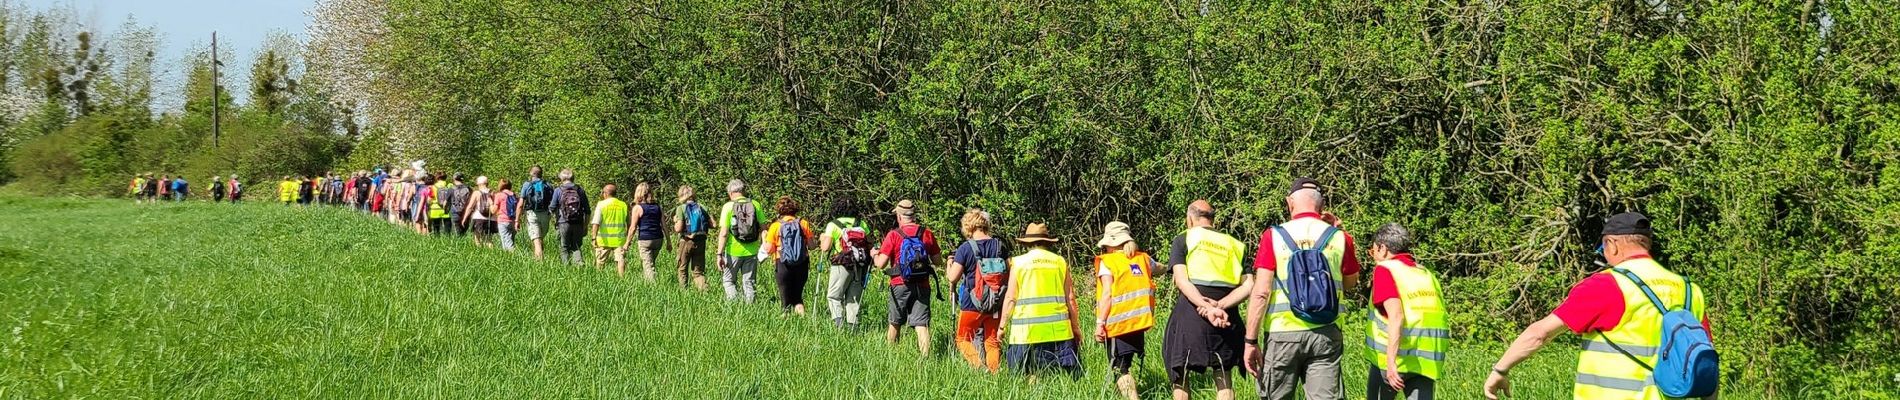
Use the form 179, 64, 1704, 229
1607, 268, 1720, 398
682, 202, 709, 237
522, 179, 550, 211
1270, 225, 1340, 325
777, 219, 808, 264
890, 227, 931, 278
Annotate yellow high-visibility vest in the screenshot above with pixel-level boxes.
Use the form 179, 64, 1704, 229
1365, 259, 1449, 379
428, 182, 449, 219
279, 180, 298, 202
1574, 258, 1706, 400
596, 198, 629, 248
1265, 219, 1347, 332
1007, 248, 1074, 344
1182, 227, 1245, 288
1096, 251, 1156, 337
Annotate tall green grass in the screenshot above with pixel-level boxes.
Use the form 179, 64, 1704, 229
1, 196, 1598, 398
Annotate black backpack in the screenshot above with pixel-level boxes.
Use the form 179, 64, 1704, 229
730, 200, 760, 242
558, 185, 587, 223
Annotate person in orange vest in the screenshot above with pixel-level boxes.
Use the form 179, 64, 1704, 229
1093, 221, 1157, 400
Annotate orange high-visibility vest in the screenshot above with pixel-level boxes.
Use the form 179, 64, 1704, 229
1096, 251, 1157, 337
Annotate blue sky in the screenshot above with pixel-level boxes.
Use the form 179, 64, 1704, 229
16, 0, 316, 109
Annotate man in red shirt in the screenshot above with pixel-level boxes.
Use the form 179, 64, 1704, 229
1485, 212, 1715, 400
876, 199, 942, 356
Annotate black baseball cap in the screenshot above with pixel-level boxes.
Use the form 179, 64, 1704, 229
1602, 212, 1653, 237
1288, 177, 1322, 196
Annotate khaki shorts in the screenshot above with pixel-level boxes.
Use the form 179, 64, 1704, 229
524, 210, 550, 240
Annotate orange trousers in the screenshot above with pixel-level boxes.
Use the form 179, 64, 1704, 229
956, 310, 1003, 373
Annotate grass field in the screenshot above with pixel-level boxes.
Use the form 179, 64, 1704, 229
0, 195, 1596, 398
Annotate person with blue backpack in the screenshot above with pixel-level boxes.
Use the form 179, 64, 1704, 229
673, 185, 712, 290
518, 166, 555, 260
1162, 200, 1256, 400
1485, 212, 1719, 400
1242, 178, 1361, 400
877, 199, 942, 356
762, 196, 818, 315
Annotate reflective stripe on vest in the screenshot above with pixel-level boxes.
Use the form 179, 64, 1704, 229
597, 198, 629, 248
1007, 249, 1073, 345
1183, 228, 1245, 288
1365, 260, 1450, 379
1097, 252, 1156, 337
1266, 219, 1347, 332
1573, 258, 1705, 400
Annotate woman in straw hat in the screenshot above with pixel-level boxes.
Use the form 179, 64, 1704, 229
999, 223, 1083, 378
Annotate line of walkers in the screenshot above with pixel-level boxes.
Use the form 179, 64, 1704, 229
129, 173, 245, 203
302, 168, 1722, 400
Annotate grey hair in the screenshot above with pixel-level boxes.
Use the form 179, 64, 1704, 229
726, 179, 746, 194
557, 168, 575, 182
1372, 223, 1413, 254
1290, 189, 1325, 208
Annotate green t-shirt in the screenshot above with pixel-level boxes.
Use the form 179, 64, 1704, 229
720, 198, 765, 256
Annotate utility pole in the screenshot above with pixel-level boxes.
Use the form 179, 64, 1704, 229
211, 31, 221, 148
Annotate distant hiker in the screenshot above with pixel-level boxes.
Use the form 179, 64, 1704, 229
227, 175, 242, 203
157, 175, 171, 201
279, 176, 298, 206
877, 199, 941, 356
1362, 223, 1447, 400
428, 174, 451, 234
519, 166, 555, 260
1094, 221, 1157, 400
630, 182, 665, 282
550, 169, 592, 266
762, 196, 817, 315
140, 173, 158, 203
446, 173, 473, 236
354, 171, 372, 211
386, 171, 409, 224
129, 174, 145, 203
819, 198, 871, 330
462, 176, 495, 247
415, 174, 438, 234
1242, 178, 1360, 400
210, 176, 226, 202
672, 185, 712, 290
591, 183, 630, 275
947, 208, 1007, 373
715, 179, 764, 303
1162, 200, 1252, 400
298, 176, 315, 205
999, 222, 1083, 378
329, 172, 346, 205
492, 179, 519, 252
1485, 212, 1718, 400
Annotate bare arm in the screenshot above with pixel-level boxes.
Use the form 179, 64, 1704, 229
1381, 298, 1405, 371
1064, 271, 1082, 343
1170, 265, 1217, 308
1214, 274, 1254, 309
624, 207, 639, 246
1342, 272, 1361, 291
998, 260, 1021, 328
1094, 269, 1113, 325
1244, 271, 1275, 338
1495, 314, 1568, 372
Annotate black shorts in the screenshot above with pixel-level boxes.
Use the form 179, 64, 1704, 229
472, 220, 495, 235
1107, 333, 1147, 373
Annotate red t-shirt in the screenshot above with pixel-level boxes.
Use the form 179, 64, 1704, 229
1368, 253, 1418, 316
879, 224, 942, 284
1552, 255, 1712, 335
1253, 213, 1361, 277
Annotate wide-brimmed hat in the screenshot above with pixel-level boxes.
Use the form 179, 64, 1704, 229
892, 199, 917, 218
1017, 223, 1059, 244
1097, 221, 1133, 248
